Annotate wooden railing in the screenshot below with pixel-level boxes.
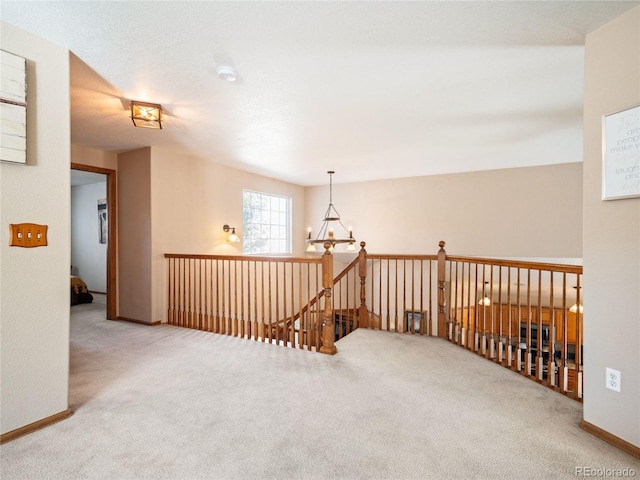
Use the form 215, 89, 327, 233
165, 242, 584, 400
361, 252, 437, 335
445, 254, 584, 401
165, 253, 326, 350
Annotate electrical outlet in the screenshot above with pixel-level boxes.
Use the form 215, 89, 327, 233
606, 367, 621, 392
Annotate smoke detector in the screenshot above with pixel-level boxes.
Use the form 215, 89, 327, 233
216, 65, 238, 82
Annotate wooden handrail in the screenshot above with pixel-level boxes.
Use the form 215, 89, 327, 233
446, 255, 583, 274
164, 253, 322, 264
367, 254, 437, 261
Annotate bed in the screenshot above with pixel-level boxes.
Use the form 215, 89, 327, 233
71, 275, 93, 305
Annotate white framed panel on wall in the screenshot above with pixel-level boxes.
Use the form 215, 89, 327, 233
602, 104, 640, 200
0, 49, 27, 164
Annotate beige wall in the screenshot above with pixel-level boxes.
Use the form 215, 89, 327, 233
305, 163, 583, 258
117, 148, 152, 323
583, 6, 640, 448
71, 145, 117, 170
0, 23, 70, 434
149, 148, 306, 322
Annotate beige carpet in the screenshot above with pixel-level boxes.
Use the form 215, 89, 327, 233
1, 299, 638, 479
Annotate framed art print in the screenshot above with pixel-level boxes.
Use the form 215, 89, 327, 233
602, 104, 640, 200
0, 50, 27, 164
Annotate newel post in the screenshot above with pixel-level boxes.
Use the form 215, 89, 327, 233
358, 241, 369, 329
437, 240, 447, 338
319, 242, 337, 355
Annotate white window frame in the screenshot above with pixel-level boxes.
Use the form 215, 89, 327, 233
242, 190, 291, 255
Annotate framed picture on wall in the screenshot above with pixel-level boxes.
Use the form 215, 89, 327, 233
404, 310, 426, 334
98, 198, 107, 244
602, 104, 640, 200
0, 50, 27, 165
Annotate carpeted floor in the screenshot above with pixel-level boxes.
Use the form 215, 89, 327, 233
1, 299, 638, 479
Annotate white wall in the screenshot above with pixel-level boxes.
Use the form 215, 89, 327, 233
583, 6, 640, 448
149, 148, 306, 323
117, 148, 152, 323
71, 181, 107, 292
305, 163, 583, 258
71, 144, 117, 171
0, 22, 70, 434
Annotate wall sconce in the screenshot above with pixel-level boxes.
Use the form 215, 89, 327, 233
130, 101, 163, 129
223, 224, 240, 243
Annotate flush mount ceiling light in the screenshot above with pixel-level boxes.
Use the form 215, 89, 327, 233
130, 101, 162, 129
216, 65, 238, 82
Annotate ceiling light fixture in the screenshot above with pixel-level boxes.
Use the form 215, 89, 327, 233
306, 171, 355, 252
478, 281, 491, 306
130, 101, 162, 129
569, 285, 583, 313
216, 65, 238, 82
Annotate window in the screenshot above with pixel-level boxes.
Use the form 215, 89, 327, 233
242, 190, 291, 254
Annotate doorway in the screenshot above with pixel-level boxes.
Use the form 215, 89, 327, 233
71, 163, 117, 319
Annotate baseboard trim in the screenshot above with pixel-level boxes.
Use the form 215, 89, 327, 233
116, 316, 161, 326
1, 409, 73, 444
581, 420, 640, 459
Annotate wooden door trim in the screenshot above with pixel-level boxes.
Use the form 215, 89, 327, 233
71, 163, 117, 320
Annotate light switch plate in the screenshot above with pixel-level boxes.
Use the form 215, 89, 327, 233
8, 223, 48, 247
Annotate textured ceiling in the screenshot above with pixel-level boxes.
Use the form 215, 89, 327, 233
2, 1, 638, 185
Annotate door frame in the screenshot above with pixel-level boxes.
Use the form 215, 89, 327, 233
71, 163, 117, 320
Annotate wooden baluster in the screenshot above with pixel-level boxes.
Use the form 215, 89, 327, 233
276, 262, 281, 345
457, 261, 462, 343
574, 274, 582, 400
525, 268, 532, 377
260, 261, 266, 342
214, 259, 220, 333
198, 258, 202, 330
394, 259, 399, 332
473, 263, 479, 352
206, 259, 212, 332
497, 266, 504, 363
548, 271, 555, 388
437, 241, 447, 338
223, 259, 228, 335
267, 262, 273, 344
419, 260, 429, 335
315, 262, 321, 349
374, 258, 379, 330
506, 267, 513, 368
167, 257, 173, 325
560, 273, 568, 395
306, 263, 312, 350
289, 261, 295, 347
537, 269, 543, 380
403, 259, 408, 333
319, 242, 337, 355
460, 262, 466, 347
240, 260, 245, 338
253, 260, 258, 341
187, 258, 192, 328
515, 268, 522, 372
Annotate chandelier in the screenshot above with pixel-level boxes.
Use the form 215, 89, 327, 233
306, 171, 356, 252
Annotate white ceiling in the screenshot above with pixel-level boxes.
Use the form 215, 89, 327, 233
2, 1, 638, 186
